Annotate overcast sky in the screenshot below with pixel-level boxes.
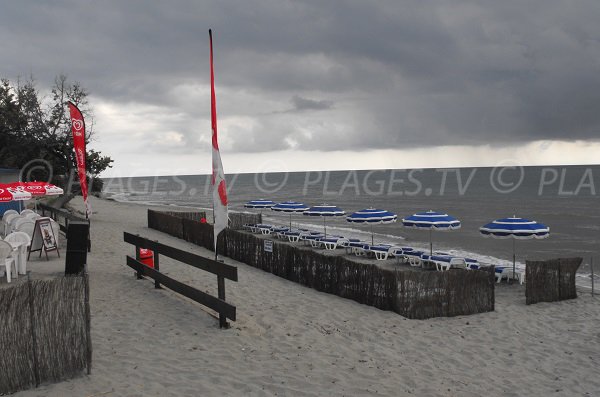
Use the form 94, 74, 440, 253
2, 0, 600, 176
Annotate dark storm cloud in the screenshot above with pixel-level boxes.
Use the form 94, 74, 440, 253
2, 0, 600, 154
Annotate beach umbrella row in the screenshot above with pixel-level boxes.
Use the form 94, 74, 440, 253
244, 200, 550, 277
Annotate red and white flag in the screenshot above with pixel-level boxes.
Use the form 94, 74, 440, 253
209, 29, 228, 253
68, 101, 91, 218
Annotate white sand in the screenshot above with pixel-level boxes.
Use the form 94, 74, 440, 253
12, 196, 600, 397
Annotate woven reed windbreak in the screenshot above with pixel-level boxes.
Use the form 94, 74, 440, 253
0, 274, 91, 394
148, 209, 259, 234
526, 257, 582, 305
149, 210, 495, 318
228, 213, 261, 230
395, 266, 495, 319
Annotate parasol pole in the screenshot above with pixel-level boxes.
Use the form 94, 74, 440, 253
590, 256, 594, 297
429, 228, 433, 255
512, 238, 516, 283
371, 224, 374, 246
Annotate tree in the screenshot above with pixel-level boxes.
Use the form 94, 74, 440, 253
0, 75, 113, 193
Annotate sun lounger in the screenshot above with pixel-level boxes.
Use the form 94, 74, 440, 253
245, 223, 271, 233
349, 243, 376, 257
314, 236, 348, 250
242, 223, 255, 231
420, 254, 481, 271
390, 247, 416, 264
493, 266, 525, 284
494, 267, 511, 283
301, 232, 325, 246
270, 226, 290, 237
339, 239, 366, 254
401, 251, 426, 267
281, 230, 303, 242
365, 244, 395, 260
344, 241, 369, 255
255, 224, 276, 234
351, 243, 402, 260
309, 235, 343, 248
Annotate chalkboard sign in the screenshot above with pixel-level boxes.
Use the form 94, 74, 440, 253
28, 217, 60, 260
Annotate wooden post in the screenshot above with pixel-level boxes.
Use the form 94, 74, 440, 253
446, 272, 451, 316
87, 219, 91, 253
154, 247, 161, 289
217, 275, 227, 328
135, 243, 143, 279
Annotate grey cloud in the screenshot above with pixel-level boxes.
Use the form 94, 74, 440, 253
2, 0, 600, 156
291, 95, 333, 111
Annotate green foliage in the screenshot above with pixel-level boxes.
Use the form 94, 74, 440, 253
0, 75, 113, 188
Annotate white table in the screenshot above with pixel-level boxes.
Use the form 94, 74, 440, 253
8, 241, 27, 276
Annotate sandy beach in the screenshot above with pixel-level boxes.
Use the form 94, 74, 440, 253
10, 196, 600, 397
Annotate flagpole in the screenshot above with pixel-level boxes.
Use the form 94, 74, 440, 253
210, 28, 218, 262
209, 28, 228, 264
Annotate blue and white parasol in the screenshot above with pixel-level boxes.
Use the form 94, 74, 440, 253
480, 216, 549, 280
304, 204, 345, 237
402, 210, 461, 255
479, 217, 549, 239
346, 208, 397, 245
244, 199, 276, 209
271, 201, 310, 228
243, 199, 276, 223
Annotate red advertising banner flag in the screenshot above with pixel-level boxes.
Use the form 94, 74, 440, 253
209, 29, 228, 254
68, 101, 91, 218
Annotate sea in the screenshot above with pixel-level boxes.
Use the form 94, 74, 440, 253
102, 165, 600, 289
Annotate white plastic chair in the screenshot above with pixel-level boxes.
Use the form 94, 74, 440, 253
20, 209, 35, 216
4, 232, 31, 275
2, 210, 19, 220
3, 213, 20, 236
25, 212, 41, 220
14, 217, 32, 231
16, 221, 35, 239
0, 240, 16, 283
8, 215, 24, 232
3, 211, 19, 237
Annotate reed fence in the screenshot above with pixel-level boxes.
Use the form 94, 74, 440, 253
228, 213, 261, 230
0, 274, 91, 394
525, 257, 582, 305
148, 210, 495, 319
147, 210, 260, 237
396, 267, 495, 319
